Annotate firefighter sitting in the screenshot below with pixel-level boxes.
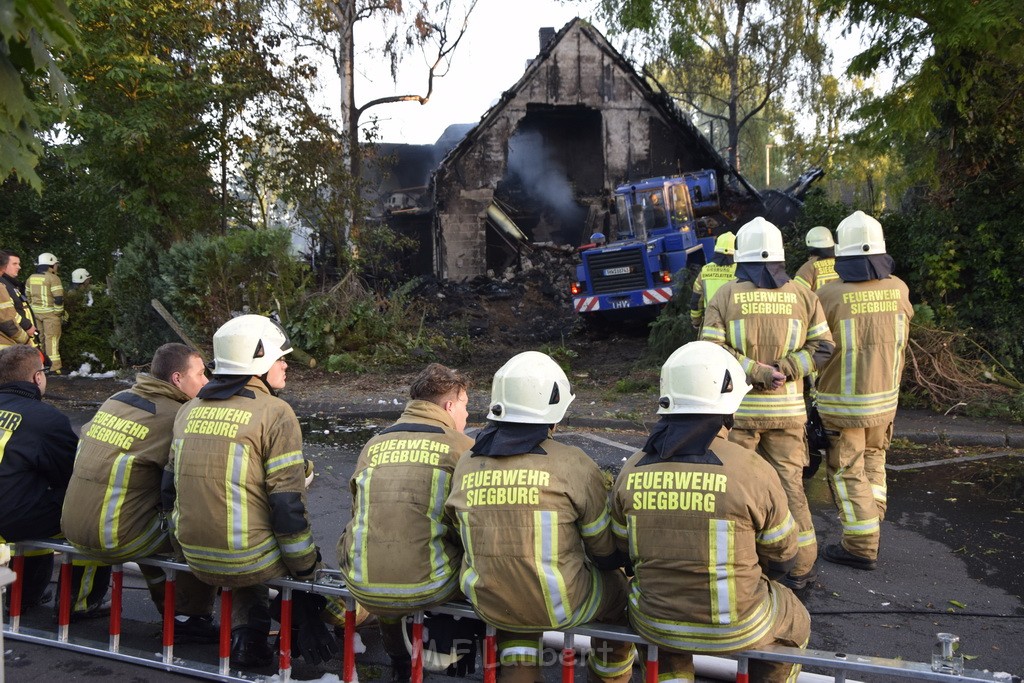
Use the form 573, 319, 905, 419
612, 341, 811, 683
338, 363, 477, 683
164, 315, 340, 669
445, 351, 635, 683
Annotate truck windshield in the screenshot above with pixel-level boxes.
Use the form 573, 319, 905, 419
639, 190, 669, 230
616, 194, 646, 241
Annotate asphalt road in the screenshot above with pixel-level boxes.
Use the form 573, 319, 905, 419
3, 411, 1022, 682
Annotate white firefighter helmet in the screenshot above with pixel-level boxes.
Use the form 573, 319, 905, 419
487, 351, 575, 424
734, 217, 784, 263
37, 252, 59, 266
658, 341, 751, 415
805, 226, 835, 249
836, 210, 886, 256
71, 268, 91, 284
714, 231, 736, 255
211, 314, 292, 376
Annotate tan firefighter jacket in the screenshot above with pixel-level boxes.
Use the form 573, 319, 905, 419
815, 276, 913, 428
445, 437, 618, 632
338, 400, 474, 615
690, 261, 737, 327
27, 271, 63, 317
165, 378, 316, 587
794, 256, 838, 292
0, 285, 31, 347
702, 280, 834, 429
611, 431, 797, 653
62, 375, 192, 561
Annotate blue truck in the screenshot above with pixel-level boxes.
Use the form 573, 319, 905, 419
571, 171, 721, 317
571, 167, 823, 318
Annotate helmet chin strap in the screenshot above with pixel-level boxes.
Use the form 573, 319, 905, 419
257, 373, 278, 396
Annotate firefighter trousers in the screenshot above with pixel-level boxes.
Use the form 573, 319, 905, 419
730, 427, 818, 575
497, 569, 635, 683
642, 581, 810, 683
36, 314, 61, 372
139, 563, 218, 616
824, 422, 892, 560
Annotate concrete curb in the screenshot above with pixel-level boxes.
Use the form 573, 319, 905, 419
286, 398, 1024, 449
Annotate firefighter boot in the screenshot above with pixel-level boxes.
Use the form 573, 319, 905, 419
230, 626, 274, 669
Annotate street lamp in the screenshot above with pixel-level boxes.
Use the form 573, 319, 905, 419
765, 144, 773, 187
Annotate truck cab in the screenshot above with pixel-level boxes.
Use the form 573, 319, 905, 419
572, 174, 718, 317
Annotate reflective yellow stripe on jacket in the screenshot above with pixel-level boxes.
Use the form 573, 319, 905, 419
27, 273, 62, 314
346, 467, 459, 609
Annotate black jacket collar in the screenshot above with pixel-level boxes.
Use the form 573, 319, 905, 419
636, 414, 727, 467
0, 380, 42, 401
835, 254, 895, 282
735, 262, 790, 289
472, 422, 550, 457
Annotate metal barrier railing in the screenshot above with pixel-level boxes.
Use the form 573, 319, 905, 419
1, 540, 1016, 683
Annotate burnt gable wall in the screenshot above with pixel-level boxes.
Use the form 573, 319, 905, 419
434, 20, 699, 279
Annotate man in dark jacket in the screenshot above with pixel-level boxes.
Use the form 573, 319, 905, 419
0, 344, 107, 614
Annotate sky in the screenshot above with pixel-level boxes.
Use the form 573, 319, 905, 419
335, 1, 877, 146
340, 0, 597, 144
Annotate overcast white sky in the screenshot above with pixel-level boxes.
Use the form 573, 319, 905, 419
337, 1, 875, 146
340, 0, 597, 144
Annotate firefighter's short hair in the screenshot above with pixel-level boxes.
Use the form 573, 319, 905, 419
410, 363, 469, 405
0, 345, 43, 384
151, 343, 202, 384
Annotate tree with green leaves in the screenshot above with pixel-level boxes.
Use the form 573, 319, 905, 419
1, 0, 79, 189
820, 0, 1024, 369
598, 0, 829, 173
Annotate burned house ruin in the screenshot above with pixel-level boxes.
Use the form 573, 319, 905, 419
380, 19, 817, 281
427, 18, 767, 280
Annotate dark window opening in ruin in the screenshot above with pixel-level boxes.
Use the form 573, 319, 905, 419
490, 106, 604, 274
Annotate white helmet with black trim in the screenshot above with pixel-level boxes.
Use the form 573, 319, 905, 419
805, 226, 835, 249
37, 252, 59, 266
71, 268, 91, 284
836, 210, 886, 256
211, 314, 292, 376
487, 351, 575, 424
658, 341, 751, 415
734, 217, 784, 263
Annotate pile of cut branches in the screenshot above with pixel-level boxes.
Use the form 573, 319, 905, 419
903, 324, 1022, 410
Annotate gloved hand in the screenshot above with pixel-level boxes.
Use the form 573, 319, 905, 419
293, 591, 340, 666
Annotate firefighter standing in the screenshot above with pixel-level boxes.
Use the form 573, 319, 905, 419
164, 315, 339, 668
445, 352, 635, 683
689, 232, 736, 330
27, 253, 64, 374
794, 226, 839, 291
612, 341, 810, 683
69, 268, 94, 307
338, 363, 475, 683
0, 250, 37, 349
816, 211, 913, 570
61, 343, 219, 643
701, 217, 834, 590
0, 345, 108, 615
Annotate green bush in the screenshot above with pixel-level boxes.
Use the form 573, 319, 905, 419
109, 236, 178, 366
646, 268, 699, 364
160, 229, 306, 342
61, 288, 118, 373
539, 339, 579, 373
284, 277, 469, 371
